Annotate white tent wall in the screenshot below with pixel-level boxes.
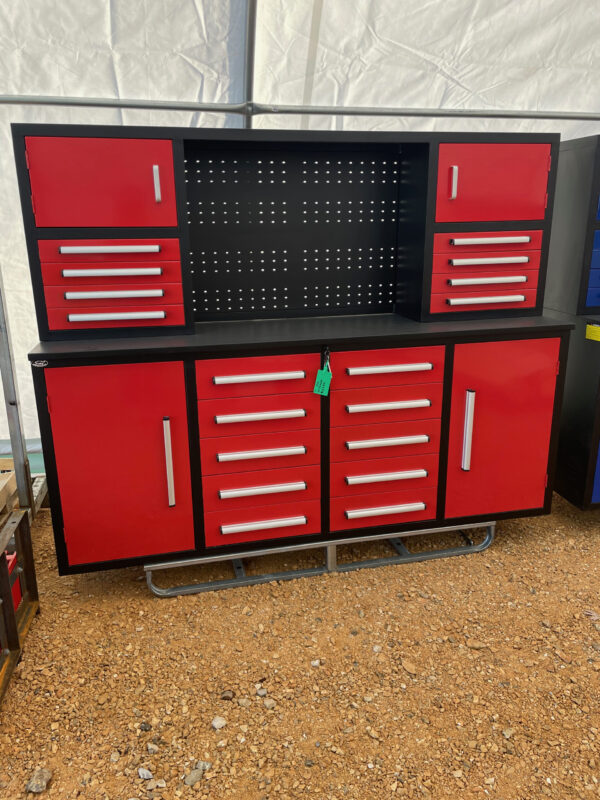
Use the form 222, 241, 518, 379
1, 0, 599, 443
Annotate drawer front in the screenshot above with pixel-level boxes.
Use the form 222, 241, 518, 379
431, 270, 539, 294
433, 230, 543, 254
200, 427, 320, 476
432, 250, 541, 275
331, 453, 439, 498
47, 304, 185, 331
331, 419, 441, 462
205, 499, 321, 547
38, 238, 181, 263
330, 383, 443, 427
330, 487, 437, 531
196, 353, 320, 399
430, 288, 537, 314
44, 282, 183, 309
203, 464, 320, 512
198, 392, 321, 438
330, 346, 445, 390
41, 260, 182, 287
586, 287, 600, 307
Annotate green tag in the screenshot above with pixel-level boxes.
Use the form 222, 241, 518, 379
314, 355, 332, 396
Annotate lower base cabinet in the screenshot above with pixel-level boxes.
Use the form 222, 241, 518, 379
34, 324, 568, 573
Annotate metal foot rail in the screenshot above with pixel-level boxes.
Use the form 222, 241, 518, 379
144, 521, 495, 597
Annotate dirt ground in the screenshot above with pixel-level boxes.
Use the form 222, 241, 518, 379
1, 496, 600, 799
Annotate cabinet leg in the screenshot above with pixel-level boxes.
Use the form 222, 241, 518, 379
326, 545, 337, 572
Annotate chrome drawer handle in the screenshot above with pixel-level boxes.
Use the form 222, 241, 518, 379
67, 311, 166, 322
216, 445, 306, 462
345, 399, 431, 414
215, 409, 306, 425
461, 390, 476, 471
449, 256, 529, 266
213, 370, 306, 385
446, 295, 526, 306
448, 276, 527, 287
221, 515, 307, 535
449, 236, 531, 246
346, 434, 429, 450
346, 362, 433, 376
64, 289, 165, 300
219, 481, 307, 500
153, 165, 162, 203
62, 267, 163, 278
59, 245, 161, 254
449, 165, 459, 200
345, 502, 426, 520
345, 468, 428, 486
162, 417, 175, 507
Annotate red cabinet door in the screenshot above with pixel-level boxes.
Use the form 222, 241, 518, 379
26, 137, 178, 228
435, 143, 551, 222
445, 338, 559, 518
46, 361, 194, 566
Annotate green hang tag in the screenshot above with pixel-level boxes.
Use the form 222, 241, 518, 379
314, 356, 332, 396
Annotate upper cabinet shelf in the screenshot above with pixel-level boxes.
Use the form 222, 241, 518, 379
25, 136, 178, 228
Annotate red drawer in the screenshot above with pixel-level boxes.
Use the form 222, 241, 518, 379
433, 230, 542, 254
432, 250, 541, 275
429, 288, 537, 314
203, 465, 320, 513
330, 346, 445, 391
41, 260, 182, 287
198, 392, 320, 438
6, 553, 22, 612
200, 427, 320, 476
44, 282, 183, 309
204, 499, 321, 547
331, 453, 438, 498
331, 383, 443, 427
38, 238, 181, 262
196, 353, 320, 399
431, 270, 539, 294
47, 304, 185, 331
331, 419, 440, 463
330, 487, 437, 531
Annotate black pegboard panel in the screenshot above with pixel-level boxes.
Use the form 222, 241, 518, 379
184, 143, 402, 319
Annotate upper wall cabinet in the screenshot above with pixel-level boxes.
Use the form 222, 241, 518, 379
435, 143, 551, 223
25, 137, 178, 228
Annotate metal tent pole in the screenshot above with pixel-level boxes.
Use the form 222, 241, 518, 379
243, 0, 258, 128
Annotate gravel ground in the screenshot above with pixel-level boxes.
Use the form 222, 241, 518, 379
1, 496, 600, 799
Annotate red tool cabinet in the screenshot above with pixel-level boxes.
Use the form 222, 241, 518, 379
11, 123, 572, 575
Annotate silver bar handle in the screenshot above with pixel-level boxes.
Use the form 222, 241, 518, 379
449, 256, 530, 266
62, 267, 163, 278
217, 445, 306, 462
345, 399, 431, 414
215, 409, 306, 425
345, 502, 426, 520
347, 362, 433, 376
219, 481, 307, 500
68, 311, 166, 322
449, 236, 531, 246
153, 165, 162, 203
213, 370, 305, 385
345, 468, 428, 486
221, 515, 307, 536
59, 245, 161, 254
64, 289, 165, 300
447, 295, 526, 306
448, 276, 527, 287
163, 417, 175, 507
461, 390, 476, 471
346, 434, 429, 450
449, 165, 459, 200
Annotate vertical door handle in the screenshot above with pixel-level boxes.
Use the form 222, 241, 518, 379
449, 165, 459, 200
153, 165, 162, 203
461, 390, 476, 471
163, 417, 175, 506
